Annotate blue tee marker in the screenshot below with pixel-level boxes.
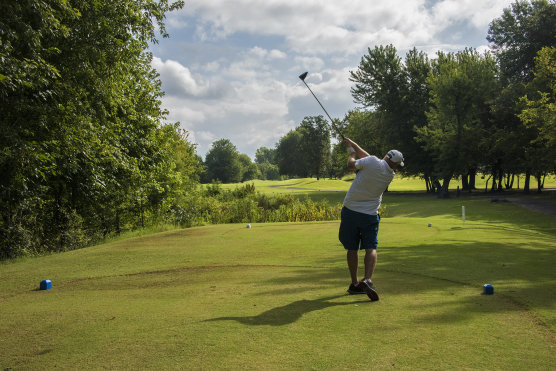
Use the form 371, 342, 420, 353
483, 284, 494, 295
40, 280, 52, 290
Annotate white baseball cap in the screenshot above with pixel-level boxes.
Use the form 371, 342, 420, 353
387, 150, 404, 166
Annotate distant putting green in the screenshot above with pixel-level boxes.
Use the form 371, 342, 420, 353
1, 195, 555, 369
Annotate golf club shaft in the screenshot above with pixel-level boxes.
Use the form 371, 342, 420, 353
301, 80, 344, 139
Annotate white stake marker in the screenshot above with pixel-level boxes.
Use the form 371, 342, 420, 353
462, 206, 466, 222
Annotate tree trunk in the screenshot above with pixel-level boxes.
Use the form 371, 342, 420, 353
433, 179, 442, 194
485, 175, 491, 192
524, 170, 531, 194
461, 174, 469, 191
424, 175, 431, 192
468, 169, 476, 190
438, 176, 451, 198
534, 172, 543, 193
505, 173, 514, 189
116, 209, 121, 236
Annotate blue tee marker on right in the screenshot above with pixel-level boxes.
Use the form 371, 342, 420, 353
40, 280, 52, 290
483, 284, 494, 295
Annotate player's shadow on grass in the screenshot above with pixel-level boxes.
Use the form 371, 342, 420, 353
205, 295, 370, 326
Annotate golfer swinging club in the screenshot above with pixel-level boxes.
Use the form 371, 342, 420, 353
339, 137, 404, 301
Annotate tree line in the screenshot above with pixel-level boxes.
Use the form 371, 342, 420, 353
201, 115, 332, 183
201, 0, 555, 198
345, 0, 555, 196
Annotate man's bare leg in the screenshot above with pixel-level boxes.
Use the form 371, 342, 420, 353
347, 250, 359, 284
361, 249, 380, 301
364, 249, 377, 281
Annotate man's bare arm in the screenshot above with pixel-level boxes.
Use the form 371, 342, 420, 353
343, 138, 370, 170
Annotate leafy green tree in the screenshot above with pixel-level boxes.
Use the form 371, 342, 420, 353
238, 153, 260, 181
351, 45, 405, 111
487, 83, 529, 191
487, 0, 556, 83
257, 162, 281, 180
152, 123, 201, 220
487, 0, 555, 193
169, 126, 203, 183
344, 110, 384, 154
329, 110, 383, 178
255, 147, 277, 164
518, 46, 556, 190
276, 130, 303, 177
297, 116, 331, 179
520, 47, 556, 147
330, 143, 348, 179
415, 49, 499, 196
204, 139, 242, 183
0, 0, 185, 258
275, 116, 332, 179
243, 163, 261, 181
349, 46, 433, 185
254, 146, 279, 179
238, 154, 252, 180
402, 49, 434, 181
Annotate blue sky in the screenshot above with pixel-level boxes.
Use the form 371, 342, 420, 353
148, 0, 514, 159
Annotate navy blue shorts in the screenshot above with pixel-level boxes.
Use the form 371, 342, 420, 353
339, 206, 380, 250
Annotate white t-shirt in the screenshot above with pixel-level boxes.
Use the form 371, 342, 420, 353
343, 155, 395, 215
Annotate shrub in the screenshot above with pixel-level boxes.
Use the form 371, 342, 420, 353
174, 184, 343, 225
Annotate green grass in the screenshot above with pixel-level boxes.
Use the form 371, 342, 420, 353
1, 192, 555, 370
222, 174, 556, 194
220, 175, 556, 208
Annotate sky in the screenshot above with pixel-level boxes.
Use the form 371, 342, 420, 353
148, 0, 515, 160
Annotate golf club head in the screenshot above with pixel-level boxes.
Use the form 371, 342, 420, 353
298, 71, 308, 81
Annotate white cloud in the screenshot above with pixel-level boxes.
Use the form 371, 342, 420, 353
152, 57, 232, 99
247, 46, 286, 60
269, 49, 287, 59
432, 0, 512, 28
172, 0, 515, 56
151, 57, 200, 96
203, 61, 220, 72
176, 0, 438, 55
476, 44, 492, 55
294, 56, 325, 71
163, 99, 206, 125
153, 54, 300, 158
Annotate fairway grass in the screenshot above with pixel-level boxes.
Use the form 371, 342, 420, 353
221, 174, 556, 194
1, 196, 555, 369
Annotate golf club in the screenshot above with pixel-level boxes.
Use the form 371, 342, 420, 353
298, 71, 344, 139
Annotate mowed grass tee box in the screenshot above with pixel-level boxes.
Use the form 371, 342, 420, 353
1, 189, 555, 369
